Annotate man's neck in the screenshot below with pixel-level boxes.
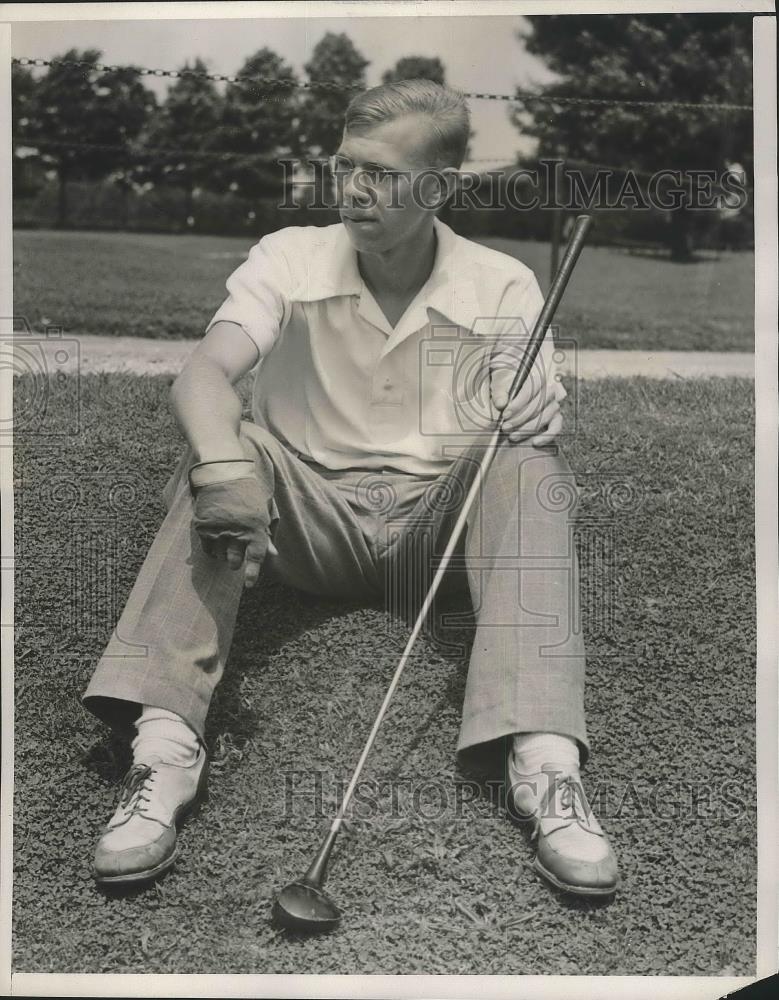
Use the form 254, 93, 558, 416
357, 221, 438, 299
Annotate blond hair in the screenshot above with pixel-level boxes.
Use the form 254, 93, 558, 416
344, 79, 470, 168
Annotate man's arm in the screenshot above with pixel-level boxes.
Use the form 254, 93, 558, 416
170, 320, 260, 463
171, 320, 274, 587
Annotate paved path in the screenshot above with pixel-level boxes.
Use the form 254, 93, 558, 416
8, 333, 754, 379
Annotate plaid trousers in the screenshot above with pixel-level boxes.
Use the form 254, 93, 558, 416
83, 420, 589, 763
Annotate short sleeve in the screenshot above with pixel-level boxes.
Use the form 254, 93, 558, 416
205, 232, 293, 360
492, 272, 567, 403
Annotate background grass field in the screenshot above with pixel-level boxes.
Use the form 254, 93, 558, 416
13, 373, 756, 975
14, 228, 754, 351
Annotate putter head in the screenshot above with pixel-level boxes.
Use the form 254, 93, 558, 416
272, 878, 342, 933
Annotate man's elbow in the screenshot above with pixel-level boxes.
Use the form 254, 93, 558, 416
169, 365, 189, 412
169, 356, 209, 412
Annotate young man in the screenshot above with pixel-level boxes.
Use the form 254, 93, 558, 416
84, 81, 619, 898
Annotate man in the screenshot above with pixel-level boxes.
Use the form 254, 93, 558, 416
84, 80, 619, 898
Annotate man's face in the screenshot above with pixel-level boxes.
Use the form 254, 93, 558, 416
334, 114, 450, 254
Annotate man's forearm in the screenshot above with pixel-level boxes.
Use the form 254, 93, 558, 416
170, 356, 247, 464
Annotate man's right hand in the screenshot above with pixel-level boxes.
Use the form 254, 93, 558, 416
192, 476, 274, 588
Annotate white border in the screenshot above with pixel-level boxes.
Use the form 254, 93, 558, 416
753, 10, 779, 985
3, 972, 763, 998
0, 17, 14, 1000
0, 1, 776, 22
1, 3, 777, 997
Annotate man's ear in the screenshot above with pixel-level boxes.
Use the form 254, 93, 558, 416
419, 166, 460, 212
441, 167, 460, 202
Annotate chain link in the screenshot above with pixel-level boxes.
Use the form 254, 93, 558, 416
12, 56, 753, 112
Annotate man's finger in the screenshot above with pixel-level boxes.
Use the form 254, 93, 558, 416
507, 399, 561, 442
501, 383, 549, 430
225, 540, 245, 570
243, 538, 266, 589
531, 409, 564, 447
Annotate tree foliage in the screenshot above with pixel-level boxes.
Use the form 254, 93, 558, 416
382, 55, 446, 85
11, 62, 36, 138
514, 14, 753, 258
23, 48, 156, 225
137, 58, 223, 222
299, 32, 369, 155
211, 48, 299, 200
11, 62, 40, 196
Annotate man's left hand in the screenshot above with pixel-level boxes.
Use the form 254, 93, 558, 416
491, 368, 564, 447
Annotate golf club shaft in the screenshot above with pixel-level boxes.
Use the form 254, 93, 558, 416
329, 214, 593, 836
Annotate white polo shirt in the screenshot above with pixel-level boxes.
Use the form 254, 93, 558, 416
206, 217, 564, 477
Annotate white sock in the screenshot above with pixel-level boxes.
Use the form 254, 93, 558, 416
511, 732, 580, 775
132, 705, 200, 766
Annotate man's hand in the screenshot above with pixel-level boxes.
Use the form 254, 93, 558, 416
490, 366, 564, 447
192, 476, 275, 588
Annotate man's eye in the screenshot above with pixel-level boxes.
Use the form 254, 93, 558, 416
329, 156, 352, 177
328, 157, 396, 184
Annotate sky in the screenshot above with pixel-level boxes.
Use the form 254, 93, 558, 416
11, 12, 557, 166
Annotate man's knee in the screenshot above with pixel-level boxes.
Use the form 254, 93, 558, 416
490, 442, 579, 517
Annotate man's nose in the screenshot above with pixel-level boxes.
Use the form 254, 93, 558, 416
342, 169, 373, 207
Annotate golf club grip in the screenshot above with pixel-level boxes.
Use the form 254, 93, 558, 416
503, 214, 592, 407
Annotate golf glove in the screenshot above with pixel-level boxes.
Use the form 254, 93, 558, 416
189, 460, 276, 588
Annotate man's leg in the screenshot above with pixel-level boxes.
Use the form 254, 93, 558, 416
85, 421, 382, 885
374, 440, 618, 896
369, 441, 586, 751
457, 439, 617, 895
456, 440, 587, 757
83, 421, 382, 740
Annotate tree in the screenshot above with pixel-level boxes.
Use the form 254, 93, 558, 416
137, 58, 223, 227
514, 14, 753, 260
211, 48, 299, 202
26, 48, 156, 226
299, 33, 369, 157
11, 62, 41, 197
93, 64, 158, 228
382, 56, 446, 85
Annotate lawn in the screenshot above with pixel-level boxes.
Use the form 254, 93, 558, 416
15, 228, 754, 350
13, 374, 756, 975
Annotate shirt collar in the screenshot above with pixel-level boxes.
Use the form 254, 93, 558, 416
290, 217, 482, 336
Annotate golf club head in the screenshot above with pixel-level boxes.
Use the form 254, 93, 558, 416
272, 879, 342, 933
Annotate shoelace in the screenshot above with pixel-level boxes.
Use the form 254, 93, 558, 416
538, 774, 595, 831
117, 763, 155, 816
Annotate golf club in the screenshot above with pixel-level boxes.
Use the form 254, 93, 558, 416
272, 214, 594, 934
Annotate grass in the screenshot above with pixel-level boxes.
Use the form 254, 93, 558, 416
13, 228, 754, 351
13, 374, 756, 975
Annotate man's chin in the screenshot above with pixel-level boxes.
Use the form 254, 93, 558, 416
341, 217, 388, 250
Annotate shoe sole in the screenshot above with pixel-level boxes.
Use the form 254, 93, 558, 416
93, 849, 181, 887
533, 857, 620, 898
507, 799, 619, 898
93, 758, 209, 887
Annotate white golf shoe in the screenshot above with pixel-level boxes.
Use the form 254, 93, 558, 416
92, 744, 208, 886
507, 756, 620, 897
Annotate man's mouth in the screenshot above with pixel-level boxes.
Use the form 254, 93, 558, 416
341, 211, 379, 224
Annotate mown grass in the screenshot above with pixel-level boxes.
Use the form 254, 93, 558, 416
13, 374, 755, 974
15, 228, 754, 350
